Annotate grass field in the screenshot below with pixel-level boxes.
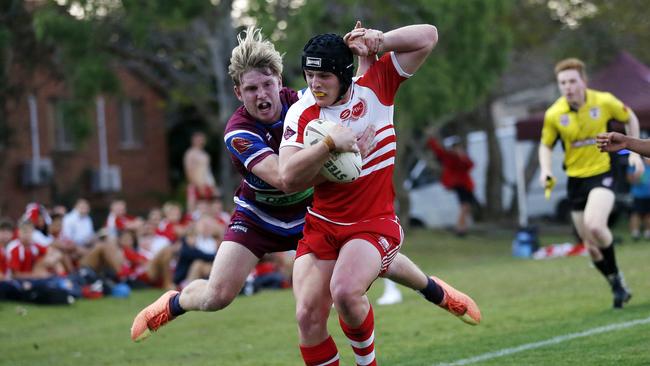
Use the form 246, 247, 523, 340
1, 225, 650, 366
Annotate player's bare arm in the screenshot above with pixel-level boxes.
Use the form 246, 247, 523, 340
538, 143, 554, 187
253, 125, 375, 193
598, 131, 650, 157
279, 124, 358, 191
344, 23, 436, 75
383, 24, 438, 75
251, 154, 325, 193
357, 124, 377, 157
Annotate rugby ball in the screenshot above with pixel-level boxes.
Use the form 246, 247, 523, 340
303, 119, 362, 183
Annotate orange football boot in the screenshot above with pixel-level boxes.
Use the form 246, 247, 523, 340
431, 276, 481, 325
131, 290, 179, 342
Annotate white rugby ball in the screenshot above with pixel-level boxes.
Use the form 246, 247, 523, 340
303, 118, 362, 183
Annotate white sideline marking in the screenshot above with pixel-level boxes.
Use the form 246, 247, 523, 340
436, 316, 650, 366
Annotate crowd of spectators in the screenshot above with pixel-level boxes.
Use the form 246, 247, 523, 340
0, 196, 291, 305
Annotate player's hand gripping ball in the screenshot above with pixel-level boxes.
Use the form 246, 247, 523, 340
303, 119, 362, 183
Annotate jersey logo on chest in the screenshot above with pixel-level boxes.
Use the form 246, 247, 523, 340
589, 107, 600, 119
560, 114, 570, 126
339, 98, 368, 122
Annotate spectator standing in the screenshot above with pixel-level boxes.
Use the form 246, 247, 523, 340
427, 134, 479, 236
184, 131, 220, 212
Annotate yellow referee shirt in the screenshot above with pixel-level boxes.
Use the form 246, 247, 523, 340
541, 89, 630, 178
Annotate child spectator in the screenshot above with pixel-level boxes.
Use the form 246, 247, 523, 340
6, 220, 64, 279
48, 213, 78, 274
105, 199, 142, 237
22, 203, 54, 246
146, 202, 186, 258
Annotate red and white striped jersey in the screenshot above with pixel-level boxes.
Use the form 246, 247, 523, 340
5, 239, 48, 274
281, 52, 411, 224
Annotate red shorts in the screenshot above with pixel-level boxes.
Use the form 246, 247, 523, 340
296, 215, 403, 274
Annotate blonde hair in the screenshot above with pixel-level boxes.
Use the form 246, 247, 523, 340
554, 58, 587, 82
228, 27, 283, 86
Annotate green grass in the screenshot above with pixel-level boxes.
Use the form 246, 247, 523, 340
2, 226, 650, 365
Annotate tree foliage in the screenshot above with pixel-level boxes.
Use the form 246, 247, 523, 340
247, 0, 513, 129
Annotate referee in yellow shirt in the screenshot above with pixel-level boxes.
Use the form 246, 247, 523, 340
539, 58, 644, 309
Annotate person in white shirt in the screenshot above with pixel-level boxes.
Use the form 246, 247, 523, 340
62, 199, 95, 251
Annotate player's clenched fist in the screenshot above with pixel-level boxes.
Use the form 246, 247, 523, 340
329, 124, 359, 153
596, 132, 628, 153
344, 20, 384, 57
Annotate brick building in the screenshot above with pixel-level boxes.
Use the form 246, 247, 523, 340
0, 65, 170, 220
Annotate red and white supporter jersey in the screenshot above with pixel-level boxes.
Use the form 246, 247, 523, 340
6, 239, 48, 274
281, 52, 410, 224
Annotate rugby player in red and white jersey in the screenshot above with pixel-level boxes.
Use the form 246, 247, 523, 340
279, 25, 481, 365
131, 25, 478, 355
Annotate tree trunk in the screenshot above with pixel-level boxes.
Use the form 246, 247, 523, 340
478, 98, 504, 218
203, 1, 239, 210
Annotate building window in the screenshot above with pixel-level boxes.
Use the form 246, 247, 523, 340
119, 99, 144, 149
50, 100, 75, 151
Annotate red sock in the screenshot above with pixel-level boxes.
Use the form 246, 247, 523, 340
299, 335, 340, 366
339, 306, 377, 366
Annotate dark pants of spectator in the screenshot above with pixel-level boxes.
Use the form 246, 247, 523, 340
173, 241, 215, 285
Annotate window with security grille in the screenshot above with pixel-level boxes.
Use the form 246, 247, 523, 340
119, 99, 144, 149
49, 99, 75, 151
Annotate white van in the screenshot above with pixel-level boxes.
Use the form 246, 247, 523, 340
406, 126, 569, 228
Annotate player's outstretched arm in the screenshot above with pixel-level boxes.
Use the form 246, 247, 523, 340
345, 22, 436, 75
384, 24, 438, 75
597, 132, 650, 157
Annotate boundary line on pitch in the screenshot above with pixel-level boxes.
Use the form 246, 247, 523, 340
435, 315, 650, 366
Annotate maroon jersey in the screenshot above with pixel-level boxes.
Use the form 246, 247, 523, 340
224, 87, 312, 236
